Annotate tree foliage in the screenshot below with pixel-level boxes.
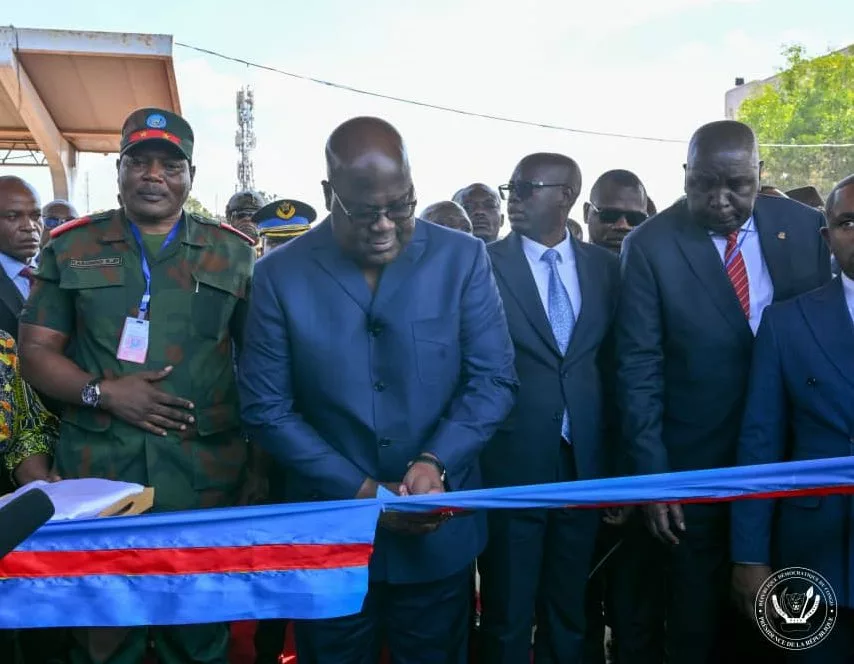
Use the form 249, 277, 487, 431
737, 44, 854, 197
184, 195, 215, 218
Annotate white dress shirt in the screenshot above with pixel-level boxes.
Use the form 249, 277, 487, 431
520, 233, 582, 322
841, 273, 854, 325
709, 217, 774, 335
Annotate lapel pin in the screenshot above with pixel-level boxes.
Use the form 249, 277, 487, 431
777, 232, 787, 240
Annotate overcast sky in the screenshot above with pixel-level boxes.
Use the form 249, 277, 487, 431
4, 0, 852, 231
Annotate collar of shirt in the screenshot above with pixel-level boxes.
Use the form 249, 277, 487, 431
0, 251, 33, 280
520, 231, 576, 266
707, 216, 755, 239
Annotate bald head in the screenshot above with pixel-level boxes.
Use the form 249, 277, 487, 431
687, 121, 759, 166
325, 116, 410, 182
421, 201, 473, 234
322, 117, 416, 268
684, 121, 762, 234
0, 175, 39, 202
827, 175, 854, 217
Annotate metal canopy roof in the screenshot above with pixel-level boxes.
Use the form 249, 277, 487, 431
0, 27, 181, 198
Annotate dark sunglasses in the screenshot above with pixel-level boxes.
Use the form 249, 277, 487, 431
498, 181, 572, 201
230, 208, 259, 220
588, 202, 647, 227
43, 216, 73, 230
332, 188, 417, 226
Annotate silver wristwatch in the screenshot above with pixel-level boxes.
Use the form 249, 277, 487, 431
81, 378, 102, 408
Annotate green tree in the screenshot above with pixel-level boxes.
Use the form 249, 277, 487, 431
184, 195, 215, 218
737, 44, 854, 198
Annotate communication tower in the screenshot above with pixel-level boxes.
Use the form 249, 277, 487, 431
235, 87, 256, 191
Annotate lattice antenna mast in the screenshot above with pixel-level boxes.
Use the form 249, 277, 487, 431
235, 86, 256, 191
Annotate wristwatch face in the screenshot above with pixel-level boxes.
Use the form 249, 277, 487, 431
82, 382, 100, 407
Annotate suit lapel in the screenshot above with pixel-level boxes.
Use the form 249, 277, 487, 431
754, 200, 793, 299
493, 232, 560, 357
310, 218, 372, 312
564, 238, 598, 362
673, 212, 751, 339
802, 278, 854, 391
372, 221, 427, 311
0, 268, 23, 320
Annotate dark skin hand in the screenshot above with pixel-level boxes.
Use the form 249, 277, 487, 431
13, 453, 61, 486
732, 563, 772, 620
19, 325, 194, 437
355, 457, 447, 535
602, 505, 635, 526
643, 502, 685, 545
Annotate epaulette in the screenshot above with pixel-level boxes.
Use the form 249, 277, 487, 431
49, 210, 113, 239
50, 216, 92, 239
221, 223, 256, 246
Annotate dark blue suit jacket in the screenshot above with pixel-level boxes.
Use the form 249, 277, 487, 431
483, 232, 620, 485
731, 278, 854, 606
617, 195, 831, 477
238, 218, 518, 584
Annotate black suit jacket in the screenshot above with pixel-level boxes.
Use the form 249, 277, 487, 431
0, 265, 24, 341
616, 195, 831, 477
483, 232, 620, 486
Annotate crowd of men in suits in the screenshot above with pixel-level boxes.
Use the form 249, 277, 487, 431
1, 107, 853, 664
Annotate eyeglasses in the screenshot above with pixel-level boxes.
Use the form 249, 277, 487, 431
498, 181, 573, 201
587, 202, 648, 227
332, 187, 417, 225
43, 216, 73, 230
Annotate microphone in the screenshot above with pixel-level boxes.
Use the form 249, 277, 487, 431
0, 488, 55, 559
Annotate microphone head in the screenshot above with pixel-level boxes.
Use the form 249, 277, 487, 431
0, 488, 55, 559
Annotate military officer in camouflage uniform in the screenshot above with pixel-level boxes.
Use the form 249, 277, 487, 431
226, 190, 266, 247
18, 107, 255, 664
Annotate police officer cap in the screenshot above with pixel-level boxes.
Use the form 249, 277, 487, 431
253, 200, 317, 238
120, 107, 194, 162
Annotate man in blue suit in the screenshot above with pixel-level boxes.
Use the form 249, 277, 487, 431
479, 153, 620, 663
616, 121, 831, 662
238, 116, 518, 664
731, 174, 854, 662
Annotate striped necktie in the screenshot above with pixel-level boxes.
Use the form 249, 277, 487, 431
725, 231, 750, 318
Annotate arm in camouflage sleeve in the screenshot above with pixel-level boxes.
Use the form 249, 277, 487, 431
18, 243, 99, 405
237, 258, 368, 501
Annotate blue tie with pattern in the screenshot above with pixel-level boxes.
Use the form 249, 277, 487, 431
542, 248, 576, 442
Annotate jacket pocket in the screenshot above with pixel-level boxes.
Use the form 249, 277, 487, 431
191, 271, 246, 340
412, 315, 459, 384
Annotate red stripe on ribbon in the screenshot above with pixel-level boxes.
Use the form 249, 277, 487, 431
0, 543, 372, 579
127, 129, 182, 145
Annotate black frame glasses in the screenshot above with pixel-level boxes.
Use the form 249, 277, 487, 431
498, 181, 573, 201
331, 187, 417, 225
587, 202, 648, 227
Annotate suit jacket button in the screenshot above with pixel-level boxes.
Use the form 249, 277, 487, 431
369, 321, 383, 337
807, 377, 817, 387
378, 437, 391, 448
553, 411, 562, 422
374, 381, 386, 392
561, 369, 569, 378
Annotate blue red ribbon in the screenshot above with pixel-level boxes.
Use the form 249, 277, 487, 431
1, 456, 853, 628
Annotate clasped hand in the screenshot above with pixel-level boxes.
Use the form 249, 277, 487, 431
358, 460, 447, 535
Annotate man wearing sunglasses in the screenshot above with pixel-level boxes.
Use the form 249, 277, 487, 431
239, 116, 517, 664
40, 199, 78, 248
584, 170, 649, 254
480, 153, 620, 663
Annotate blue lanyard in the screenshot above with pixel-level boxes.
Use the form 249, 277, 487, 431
128, 220, 182, 319
723, 220, 751, 269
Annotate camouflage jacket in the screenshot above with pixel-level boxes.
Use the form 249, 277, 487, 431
20, 208, 254, 510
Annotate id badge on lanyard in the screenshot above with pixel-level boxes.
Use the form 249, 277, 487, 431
116, 221, 181, 364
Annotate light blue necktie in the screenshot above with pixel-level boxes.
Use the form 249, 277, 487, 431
542, 248, 576, 442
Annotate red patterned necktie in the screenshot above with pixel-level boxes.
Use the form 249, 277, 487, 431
725, 231, 750, 318
20, 265, 34, 286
